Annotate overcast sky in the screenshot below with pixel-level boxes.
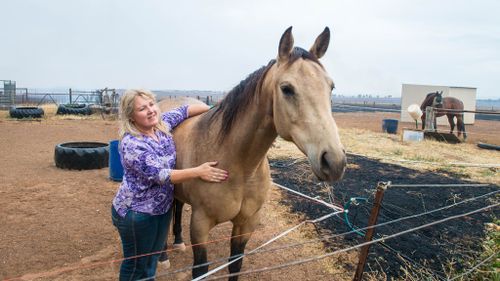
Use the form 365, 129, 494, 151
1, 0, 499, 98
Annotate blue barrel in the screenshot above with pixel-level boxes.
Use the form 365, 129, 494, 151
109, 140, 124, 181
382, 119, 399, 134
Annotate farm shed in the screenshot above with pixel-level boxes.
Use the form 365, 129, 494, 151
400, 83, 477, 125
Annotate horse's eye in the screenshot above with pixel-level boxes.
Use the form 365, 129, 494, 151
280, 85, 295, 96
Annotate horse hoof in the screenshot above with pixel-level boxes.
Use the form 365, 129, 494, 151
158, 259, 171, 270
173, 243, 186, 252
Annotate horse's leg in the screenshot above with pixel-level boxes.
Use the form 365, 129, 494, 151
158, 199, 185, 266
228, 213, 260, 281
190, 210, 215, 278
172, 199, 186, 250
458, 114, 467, 140
447, 114, 455, 134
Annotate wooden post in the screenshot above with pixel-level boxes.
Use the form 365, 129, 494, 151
353, 182, 388, 281
69, 88, 73, 104
425, 106, 435, 131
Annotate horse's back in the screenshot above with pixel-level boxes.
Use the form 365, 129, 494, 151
158, 96, 206, 112
443, 96, 464, 110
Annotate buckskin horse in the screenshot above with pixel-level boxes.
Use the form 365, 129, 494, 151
420, 91, 467, 140
158, 26, 346, 280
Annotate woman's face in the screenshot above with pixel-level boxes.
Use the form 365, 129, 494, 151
131, 95, 159, 132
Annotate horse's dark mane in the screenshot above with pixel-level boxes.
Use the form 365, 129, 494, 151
425, 92, 436, 99
205, 47, 322, 142
421, 92, 438, 110
204, 60, 275, 142
289, 47, 322, 66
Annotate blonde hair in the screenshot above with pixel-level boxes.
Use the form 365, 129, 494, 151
119, 89, 169, 139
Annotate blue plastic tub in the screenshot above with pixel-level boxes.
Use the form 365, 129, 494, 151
109, 140, 124, 181
382, 119, 399, 134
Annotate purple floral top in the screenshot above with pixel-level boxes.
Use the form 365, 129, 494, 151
112, 105, 189, 218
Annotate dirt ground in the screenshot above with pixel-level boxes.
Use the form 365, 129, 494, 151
0, 112, 498, 280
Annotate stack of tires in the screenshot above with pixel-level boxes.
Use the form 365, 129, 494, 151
56, 104, 92, 115
9, 106, 45, 119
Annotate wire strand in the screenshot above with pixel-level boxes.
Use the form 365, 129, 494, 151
347, 151, 500, 169
389, 183, 493, 188
203, 202, 499, 280
272, 182, 344, 212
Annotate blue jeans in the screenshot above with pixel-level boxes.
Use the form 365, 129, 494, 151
111, 207, 172, 281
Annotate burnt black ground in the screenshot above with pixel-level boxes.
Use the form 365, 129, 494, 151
270, 154, 499, 279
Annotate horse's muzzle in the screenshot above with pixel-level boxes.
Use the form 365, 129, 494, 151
318, 149, 346, 182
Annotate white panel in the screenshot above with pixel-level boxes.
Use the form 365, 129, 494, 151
449, 87, 476, 124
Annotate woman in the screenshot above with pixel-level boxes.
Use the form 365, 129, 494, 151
111, 89, 228, 280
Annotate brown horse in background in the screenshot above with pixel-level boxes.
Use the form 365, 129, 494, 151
158, 26, 346, 280
420, 91, 467, 140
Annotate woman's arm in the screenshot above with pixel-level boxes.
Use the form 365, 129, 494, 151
161, 104, 209, 130
187, 104, 210, 117
170, 161, 228, 184
123, 140, 228, 185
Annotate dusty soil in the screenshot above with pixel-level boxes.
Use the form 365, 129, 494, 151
0, 112, 498, 280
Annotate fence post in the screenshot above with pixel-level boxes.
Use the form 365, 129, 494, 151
425, 106, 435, 131
69, 88, 72, 104
353, 181, 388, 281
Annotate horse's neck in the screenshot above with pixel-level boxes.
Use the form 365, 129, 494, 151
421, 94, 435, 110
221, 90, 277, 170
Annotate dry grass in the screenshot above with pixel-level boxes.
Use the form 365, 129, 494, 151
339, 128, 500, 185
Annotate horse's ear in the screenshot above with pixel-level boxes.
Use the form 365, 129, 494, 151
309, 27, 330, 59
278, 26, 294, 64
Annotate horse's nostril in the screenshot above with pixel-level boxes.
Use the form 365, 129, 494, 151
321, 151, 330, 172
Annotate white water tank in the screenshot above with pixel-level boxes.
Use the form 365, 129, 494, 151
407, 104, 422, 121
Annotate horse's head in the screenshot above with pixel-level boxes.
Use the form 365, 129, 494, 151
422, 91, 443, 110
433, 91, 443, 107
266, 26, 346, 182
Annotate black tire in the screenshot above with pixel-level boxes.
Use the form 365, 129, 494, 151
55, 142, 109, 170
9, 106, 44, 119
56, 104, 92, 115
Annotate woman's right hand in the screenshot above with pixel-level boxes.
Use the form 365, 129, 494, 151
197, 161, 229, 183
